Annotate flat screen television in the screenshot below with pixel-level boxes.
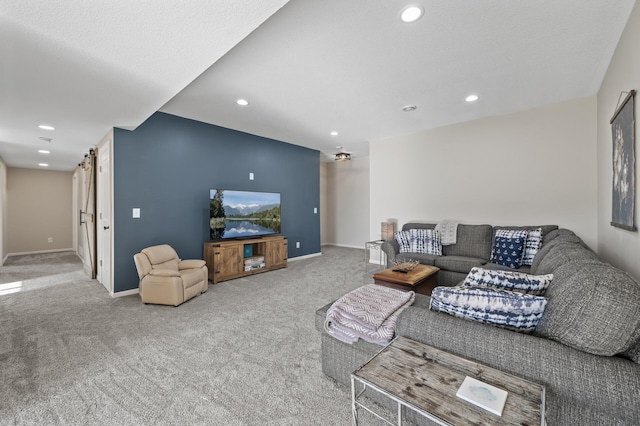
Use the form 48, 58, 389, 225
209, 189, 281, 240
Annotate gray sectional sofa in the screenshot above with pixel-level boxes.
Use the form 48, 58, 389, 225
316, 225, 640, 425
381, 222, 560, 286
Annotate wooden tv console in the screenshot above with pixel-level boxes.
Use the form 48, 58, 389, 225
203, 235, 288, 284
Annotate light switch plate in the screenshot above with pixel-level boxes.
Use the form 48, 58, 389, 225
132, 208, 141, 218
249, 172, 254, 180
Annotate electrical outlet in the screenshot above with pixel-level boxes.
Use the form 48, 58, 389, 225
249, 172, 254, 180
47, 237, 53, 243
314, 207, 317, 214
296, 241, 300, 248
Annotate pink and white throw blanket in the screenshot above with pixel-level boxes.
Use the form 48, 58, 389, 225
324, 284, 415, 346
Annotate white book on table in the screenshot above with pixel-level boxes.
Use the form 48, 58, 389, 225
456, 376, 508, 416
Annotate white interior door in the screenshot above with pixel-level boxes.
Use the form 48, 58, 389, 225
73, 155, 97, 278
97, 146, 112, 293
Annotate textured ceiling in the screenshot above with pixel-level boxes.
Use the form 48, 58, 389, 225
0, 0, 636, 170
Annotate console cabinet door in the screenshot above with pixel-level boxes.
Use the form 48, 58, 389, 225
215, 244, 243, 282
267, 238, 288, 268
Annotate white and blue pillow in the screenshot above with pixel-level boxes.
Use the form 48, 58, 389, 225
395, 229, 442, 255
490, 229, 528, 269
462, 267, 553, 296
395, 230, 412, 253
430, 286, 547, 332
521, 228, 543, 266
410, 229, 442, 255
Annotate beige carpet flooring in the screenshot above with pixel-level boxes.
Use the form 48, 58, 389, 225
0, 246, 394, 425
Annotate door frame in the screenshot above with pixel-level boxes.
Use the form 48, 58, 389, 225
96, 132, 114, 294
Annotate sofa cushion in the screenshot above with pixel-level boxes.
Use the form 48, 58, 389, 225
541, 228, 581, 245
434, 256, 486, 274
531, 242, 599, 275
490, 229, 528, 269
442, 224, 493, 259
521, 228, 543, 266
430, 286, 547, 332
401, 222, 436, 232
482, 262, 532, 274
396, 252, 437, 266
462, 267, 553, 296
142, 244, 180, 270
535, 260, 640, 357
622, 339, 640, 363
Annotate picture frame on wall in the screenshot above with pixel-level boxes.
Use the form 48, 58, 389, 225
610, 89, 637, 231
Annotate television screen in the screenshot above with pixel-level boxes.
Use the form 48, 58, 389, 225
209, 189, 281, 239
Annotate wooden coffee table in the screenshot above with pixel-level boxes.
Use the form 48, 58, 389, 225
352, 336, 545, 425
373, 264, 440, 295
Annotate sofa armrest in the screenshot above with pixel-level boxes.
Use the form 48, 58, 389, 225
396, 306, 640, 424
381, 240, 399, 265
149, 268, 180, 277
179, 259, 206, 270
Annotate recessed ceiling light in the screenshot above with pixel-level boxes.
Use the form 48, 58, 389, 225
330, 131, 338, 136
400, 6, 424, 23
465, 94, 479, 102
236, 99, 249, 106
402, 104, 418, 112
38, 125, 55, 130
38, 163, 48, 167
38, 150, 50, 154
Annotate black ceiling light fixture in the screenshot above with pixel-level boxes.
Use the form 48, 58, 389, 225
334, 146, 351, 161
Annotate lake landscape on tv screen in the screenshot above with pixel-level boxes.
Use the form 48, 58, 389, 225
210, 189, 281, 239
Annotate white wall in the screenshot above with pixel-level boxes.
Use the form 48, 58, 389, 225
370, 96, 598, 249
0, 156, 7, 263
597, 1, 640, 281
320, 157, 370, 248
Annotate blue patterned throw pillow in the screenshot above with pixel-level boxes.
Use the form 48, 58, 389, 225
490, 229, 528, 269
410, 229, 442, 256
463, 267, 553, 296
395, 230, 412, 253
521, 228, 543, 266
430, 286, 548, 332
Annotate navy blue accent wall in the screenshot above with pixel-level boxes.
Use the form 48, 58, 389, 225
113, 112, 320, 293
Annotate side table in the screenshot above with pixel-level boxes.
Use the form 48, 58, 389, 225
365, 240, 385, 271
351, 336, 545, 425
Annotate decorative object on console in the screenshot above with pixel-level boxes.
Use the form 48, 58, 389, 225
391, 259, 419, 272
490, 229, 528, 269
456, 376, 508, 416
610, 89, 636, 231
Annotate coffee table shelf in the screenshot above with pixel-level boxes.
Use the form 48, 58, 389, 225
351, 336, 545, 425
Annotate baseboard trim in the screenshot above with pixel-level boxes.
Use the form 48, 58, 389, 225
321, 243, 363, 249
288, 252, 322, 261
6, 248, 75, 257
112, 289, 139, 298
